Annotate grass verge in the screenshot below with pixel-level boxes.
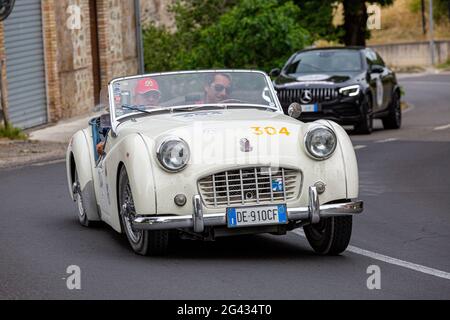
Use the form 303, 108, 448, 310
437, 59, 450, 71
0, 124, 28, 140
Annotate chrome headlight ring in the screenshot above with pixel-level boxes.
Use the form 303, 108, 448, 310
304, 125, 337, 160
156, 136, 190, 172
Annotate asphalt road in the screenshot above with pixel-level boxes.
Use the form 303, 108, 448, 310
1, 73, 449, 300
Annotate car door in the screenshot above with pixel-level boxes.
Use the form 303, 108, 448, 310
374, 52, 394, 110
94, 137, 114, 219
365, 49, 387, 112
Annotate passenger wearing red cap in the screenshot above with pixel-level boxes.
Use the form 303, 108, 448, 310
134, 77, 161, 107
97, 77, 162, 157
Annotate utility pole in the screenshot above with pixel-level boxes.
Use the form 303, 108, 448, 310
421, 0, 426, 34
134, 0, 145, 75
429, 0, 435, 66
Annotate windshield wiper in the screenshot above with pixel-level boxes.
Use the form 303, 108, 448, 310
121, 105, 158, 115
170, 104, 228, 112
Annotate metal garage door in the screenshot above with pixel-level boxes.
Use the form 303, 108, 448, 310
4, 0, 47, 128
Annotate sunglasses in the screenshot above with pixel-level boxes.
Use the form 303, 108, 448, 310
212, 84, 232, 95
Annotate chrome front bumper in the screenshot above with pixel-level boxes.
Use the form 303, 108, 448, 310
132, 186, 363, 232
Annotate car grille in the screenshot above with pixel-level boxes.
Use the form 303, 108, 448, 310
277, 87, 339, 106
198, 167, 301, 208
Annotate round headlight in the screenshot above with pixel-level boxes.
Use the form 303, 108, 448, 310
157, 137, 190, 172
305, 126, 337, 160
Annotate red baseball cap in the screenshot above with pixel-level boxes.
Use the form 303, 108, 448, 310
135, 78, 160, 95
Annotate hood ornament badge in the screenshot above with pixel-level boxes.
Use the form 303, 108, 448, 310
240, 138, 253, 152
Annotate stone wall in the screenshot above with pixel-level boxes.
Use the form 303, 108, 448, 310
97, 0, 139, 89
370, 41, 450, 68
140, 0, 174, 28
0, 0, 140, 126
54, 0, 94, 120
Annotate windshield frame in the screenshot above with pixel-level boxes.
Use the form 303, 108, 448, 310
283, 49, 364, 75
107, 70, 282, 134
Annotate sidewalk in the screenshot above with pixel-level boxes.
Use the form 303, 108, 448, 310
0, 113, 98, 169
29, 113, 98, 143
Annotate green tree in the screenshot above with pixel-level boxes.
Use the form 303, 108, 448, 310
143, 0, 238, 72
338, 0, 394, 46
184, 0, 311, 71
291, 0, 339, 41
143, 0, 311, 72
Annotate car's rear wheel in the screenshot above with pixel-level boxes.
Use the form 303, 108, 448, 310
303, 216, 352, 255
354, 96, 373, 134
382, 91, 401, 129
118, 166, 168, 256
73, 169, 91, 227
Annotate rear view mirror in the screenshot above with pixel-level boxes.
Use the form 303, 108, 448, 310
371, 65, 384, 74
269, 68, 281, 77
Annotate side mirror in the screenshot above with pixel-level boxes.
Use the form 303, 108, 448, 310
371, 65, 384, 74
288, 103, 302, 119
269, 68, 281, 78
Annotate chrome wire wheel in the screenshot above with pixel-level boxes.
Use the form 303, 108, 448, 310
118, 166, 169, 256
120, 183, 142, 244
73, 170, 89, 226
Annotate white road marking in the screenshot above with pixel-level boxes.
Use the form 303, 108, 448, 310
353, 145, 367, 150
292, 229, 450, 281
375, 138, 398, 143
433, 124, 450, 131
31, 159, 65, 167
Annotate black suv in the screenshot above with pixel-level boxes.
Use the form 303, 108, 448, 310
270, 47, 402, 134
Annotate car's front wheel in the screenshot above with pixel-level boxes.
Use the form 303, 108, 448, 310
118, 166, 169, 256
354, 96, 373, 134
303, 216, 352, 255
73, 169, 91, 227
382, 91, 401, 129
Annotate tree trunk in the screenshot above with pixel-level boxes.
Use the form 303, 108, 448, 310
342, 0, 368, 46
421, 0, 426, 34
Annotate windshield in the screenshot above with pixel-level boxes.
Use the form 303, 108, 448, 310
109, 71, 278, 120
284, 50, 363, 74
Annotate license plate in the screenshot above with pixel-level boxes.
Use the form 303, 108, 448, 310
301, 103, 319, 112
226, 204, 287, 228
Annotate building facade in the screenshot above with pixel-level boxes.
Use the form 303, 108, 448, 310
0, 0, 142, 129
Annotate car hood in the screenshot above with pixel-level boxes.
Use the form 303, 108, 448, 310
117, 108, 310, 165
274, 71, 363, 87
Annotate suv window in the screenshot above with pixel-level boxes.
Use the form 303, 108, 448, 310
365, 49, 385, 67
365, 49, 377, 66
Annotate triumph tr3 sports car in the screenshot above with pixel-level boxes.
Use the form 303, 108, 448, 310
66, 70, 363, 256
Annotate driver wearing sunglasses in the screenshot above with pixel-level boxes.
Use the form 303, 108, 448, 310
204, 73, 232, 104
135, 77, 161, 107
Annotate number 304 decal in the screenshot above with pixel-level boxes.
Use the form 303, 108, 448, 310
251, 127, 291, 136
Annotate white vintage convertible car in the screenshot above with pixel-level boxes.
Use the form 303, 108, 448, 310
66, 70, 363, 256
